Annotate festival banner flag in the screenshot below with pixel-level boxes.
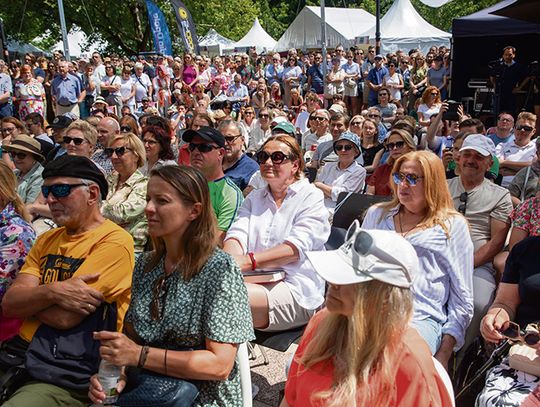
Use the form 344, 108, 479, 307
169, 0, 199, 54
145, 0, 173, 56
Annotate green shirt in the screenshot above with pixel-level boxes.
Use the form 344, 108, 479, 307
208, 177, 243, 232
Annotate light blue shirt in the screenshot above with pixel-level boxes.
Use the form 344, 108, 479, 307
362, 205, 474, 350
51, 73, 82, 105
0, 73, 12, 99
264, 64, 283, 86
227, 83, 249, 99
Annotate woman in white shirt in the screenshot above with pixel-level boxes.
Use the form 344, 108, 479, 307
417, 86, 442, 127
383, 59, 404, 102
119, 67, 136, 112
314, 132, 366, 213
224, 135, 330, 332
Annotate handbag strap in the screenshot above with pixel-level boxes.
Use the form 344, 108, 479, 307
334, 192, 353, 214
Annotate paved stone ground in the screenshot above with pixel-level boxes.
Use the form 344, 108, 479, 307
249, 343, 298, 407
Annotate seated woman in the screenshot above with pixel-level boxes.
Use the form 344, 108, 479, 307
478, 236, 540, 406
358, 118, 384, 173
224, 135, 330, 331
314, 132, 367, 213
102, 132, 148, 254
3, 134, 45, 204
89, 166, 254, 406
282, 225, 453, 407
140, 125, 177, 176
366, 129, 416, 196
0, 161, 36, 341
362, 150, 474, 367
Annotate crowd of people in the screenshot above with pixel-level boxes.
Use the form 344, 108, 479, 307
0, 41, 538, 407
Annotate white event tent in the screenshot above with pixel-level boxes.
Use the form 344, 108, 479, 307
51, 28, 103, 58
199, 28, 235, 56
233, 18, 277, 53
274, 6, 375, 52
357, 0, 451, 54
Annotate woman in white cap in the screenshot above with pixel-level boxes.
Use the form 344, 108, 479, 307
282, 224, 453, 407
314, 131, 367, 213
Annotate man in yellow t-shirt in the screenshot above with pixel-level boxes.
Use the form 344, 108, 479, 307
1, 155, 134, 407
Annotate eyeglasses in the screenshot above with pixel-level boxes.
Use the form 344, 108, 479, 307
498, 117, 513, 123
378, 93, 389, 97
516, 125, 534, 132
334, 144, 354, 152
244, 111, 254, 115
1, 127, 16, 134
458, 191, 468, 214
386, 141, 405, 151
259, 114, 269, 119
392, 172, 424, 186
104, 146, 132, 158
120, 126, 132, 132
368, 114, 380, 119
256, 150, 291, 165
497, 317, 540, 346
9, 151, 28, 160
41, 183, 86, 199
143, 139, 158, 146
313, 116, 328, 122
63, 136, 86, 146
388, 64, 396, 67
350, 121, 363, 126
224, 134, 242, 144
430, 92, 439, 96
188, 142, 220, 153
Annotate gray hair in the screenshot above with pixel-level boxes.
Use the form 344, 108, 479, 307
218, 120, 246, 140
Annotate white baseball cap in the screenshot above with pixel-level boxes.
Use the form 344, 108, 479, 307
306, 221, 419, 288
460, 134, 495, 157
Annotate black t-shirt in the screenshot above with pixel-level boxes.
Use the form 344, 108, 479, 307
501, 236, 540, 326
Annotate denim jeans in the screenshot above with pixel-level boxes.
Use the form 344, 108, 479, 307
411, 317, 442, 355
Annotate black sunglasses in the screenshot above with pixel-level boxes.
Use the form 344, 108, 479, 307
256, 150, 290, 165
334, 144, 354, 152
259, 114, 270, 119
516, 125, 534, 132
9, 151, 29, 160
458, 191, 468, 215
224, 135, 242, 144
498, 318, 540, 346
386, 141, 405, 150
63, 136, 85, 146
120, 125, 132, 132
104, 146, 132, 158
41, 183, 86, 199
188, 142, 220, 153
313, 116, 327, 122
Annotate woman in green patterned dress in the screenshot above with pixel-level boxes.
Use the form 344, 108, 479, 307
89, 165, 255, 406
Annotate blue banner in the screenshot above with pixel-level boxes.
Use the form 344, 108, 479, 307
145, 0, 173, 56
170, 0, 199, 54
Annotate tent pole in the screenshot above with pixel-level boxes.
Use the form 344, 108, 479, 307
375, 0, 381, 54
0, 18, 8, 63
57, 0, 71, 61
321, 0, 328, 82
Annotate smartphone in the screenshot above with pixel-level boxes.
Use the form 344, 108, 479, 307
442, 100, 460, 122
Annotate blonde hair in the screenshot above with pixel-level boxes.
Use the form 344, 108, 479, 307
379, 150, 460, 237
145, 166, 217, 280
110, 132, 146, 168
0, 161, 31, 222
300, 280, 414, 406
66, 120, 98, 147
517, 111, 537, 123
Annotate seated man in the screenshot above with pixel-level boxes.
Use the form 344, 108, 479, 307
220, 120, 258, 191
183, 126, 243, 240
447, 134, 512, 356
1, 155, 134, 407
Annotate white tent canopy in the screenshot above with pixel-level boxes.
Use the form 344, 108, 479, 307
233, 18, 276, 53
275, 6, 375, 52
199, 28, 235, 56
357, 0, 450, 54
51, 28, 103, 58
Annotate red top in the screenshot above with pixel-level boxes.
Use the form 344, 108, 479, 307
285, 309, 453, 407
367, 163, 393, 196
178, 143, 191, 166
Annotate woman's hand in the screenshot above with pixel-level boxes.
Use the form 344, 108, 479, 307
480, 309, 507, 343
88, 372, 127, 405
94, 331, 141, 367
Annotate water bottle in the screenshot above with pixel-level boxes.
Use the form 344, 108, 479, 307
97, 359, 122, 405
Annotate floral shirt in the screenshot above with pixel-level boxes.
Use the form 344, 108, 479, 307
102, 170, 148, 253
0, 203, 36, 300
511, 196, 540, 236
125, 248, 255, 407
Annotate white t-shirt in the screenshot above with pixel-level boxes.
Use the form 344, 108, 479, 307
132, 73, 152, 102
120, 77, 135, 107
417, 103, 441, 121
495, 139, 537, 187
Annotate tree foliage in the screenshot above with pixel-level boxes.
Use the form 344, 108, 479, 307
0, 0, 501, 55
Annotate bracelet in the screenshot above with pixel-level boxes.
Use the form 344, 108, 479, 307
164, 349, 168, 376
138, 345, 150, 368
248, 252, 257, 271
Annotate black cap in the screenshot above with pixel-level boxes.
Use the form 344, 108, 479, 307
182, 126, 225, 148
47, 115, 74, 129
42, 155, 108, 199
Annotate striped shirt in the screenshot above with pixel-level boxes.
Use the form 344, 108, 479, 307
362, 205, 474, 350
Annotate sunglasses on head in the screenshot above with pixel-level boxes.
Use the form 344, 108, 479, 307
9, 151, 28, 160
386, 141, 405, 150
517, 125, 534, 132
256, 150, 290, 165
392, 172, 424, 186
104, 146, 132, 158
458, 191, 468, 215
41, 183, 86, 199
63, 136, 85, 146
334, 144, 354, 152
188, 142, 220, 153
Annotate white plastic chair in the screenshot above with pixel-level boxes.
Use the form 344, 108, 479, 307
432, 356, 456, 407
237, 342, 252, 407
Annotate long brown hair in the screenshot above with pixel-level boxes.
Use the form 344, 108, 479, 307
144, 166, 217, 280
0, 161, 31, 222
